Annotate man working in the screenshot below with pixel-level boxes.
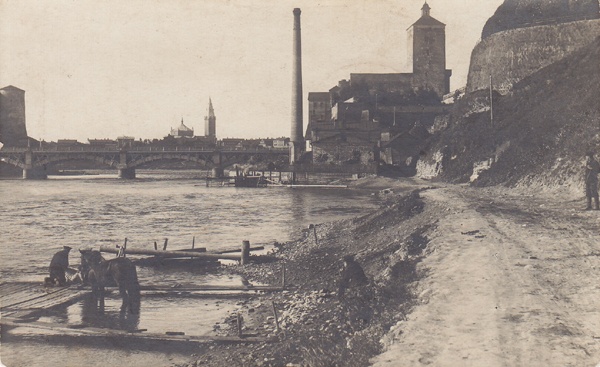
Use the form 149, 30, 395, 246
584, 151, 599, 210
48, 246, 72, 286
338, 254, 369, 298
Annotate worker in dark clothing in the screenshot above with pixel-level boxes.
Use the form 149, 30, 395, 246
338, 254, 369, 298
48, 246, 72, 286
585, 152, 600, 210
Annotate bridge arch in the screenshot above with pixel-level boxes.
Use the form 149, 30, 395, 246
33, 153, 118, 169
126, 153, 212, 169
0, 156, 26, 169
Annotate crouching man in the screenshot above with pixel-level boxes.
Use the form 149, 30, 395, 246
338, 254, 369, 298
47, 246, 72, 286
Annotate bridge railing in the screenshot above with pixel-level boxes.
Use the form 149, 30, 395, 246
0, 146, 290, 154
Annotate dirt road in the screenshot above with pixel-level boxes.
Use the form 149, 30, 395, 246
371, 185, 600, 367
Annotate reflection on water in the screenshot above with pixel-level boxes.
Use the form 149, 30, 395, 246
78, 295, 141, 331
0, 173, 385, 366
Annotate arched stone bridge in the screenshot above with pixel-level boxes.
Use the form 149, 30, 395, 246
0, 147, 290, 179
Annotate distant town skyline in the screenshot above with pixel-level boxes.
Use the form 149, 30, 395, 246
0, 0, 503, 142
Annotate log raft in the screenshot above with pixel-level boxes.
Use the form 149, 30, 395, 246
100, 245, 242, 261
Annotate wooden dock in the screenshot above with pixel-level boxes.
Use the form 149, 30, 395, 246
1, 317, 274, 343
0, 282, 89, 318
1, 281, 280, 345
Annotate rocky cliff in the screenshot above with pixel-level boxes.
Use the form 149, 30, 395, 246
418, 36, 600, 195
482, 0, 599, 39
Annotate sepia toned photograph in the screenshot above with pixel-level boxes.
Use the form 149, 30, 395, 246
1, 0, 599, 366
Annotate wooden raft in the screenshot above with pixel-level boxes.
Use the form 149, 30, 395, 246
0, 282, 89, 317
1, 317, 274, 344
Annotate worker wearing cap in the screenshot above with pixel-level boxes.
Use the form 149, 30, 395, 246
338, 254, 369, 298
48, 246, 72, 286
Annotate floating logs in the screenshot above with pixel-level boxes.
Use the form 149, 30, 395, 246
99, 241, 252, 264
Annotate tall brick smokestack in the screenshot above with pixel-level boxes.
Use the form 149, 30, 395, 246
290, 8, 303, 164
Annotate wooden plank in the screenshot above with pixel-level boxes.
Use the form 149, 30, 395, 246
0, 282, 33, 293
2, 290, 46, 307
19, 289, 88, 310
212, 246, 264, 254
2, 284, 88, 310
99, 245, 241, 260
1, 318, 275, 344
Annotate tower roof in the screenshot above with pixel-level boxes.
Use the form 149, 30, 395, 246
207, 98, 215, 117
0, 85, 25, 92
177, 118, 193, 132
409, 2, 445, 28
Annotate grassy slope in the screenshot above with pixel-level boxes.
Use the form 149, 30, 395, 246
432, 36, 600, 194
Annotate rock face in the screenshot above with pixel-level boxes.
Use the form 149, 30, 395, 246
482, 0, 599, 39
419, 36, 600, 193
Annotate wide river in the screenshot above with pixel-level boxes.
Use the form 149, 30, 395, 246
0, 172, 383, 367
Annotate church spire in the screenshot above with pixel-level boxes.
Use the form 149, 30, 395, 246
205, 98, 216, 138
422, 1, 431, 17
208, 97, 215, 117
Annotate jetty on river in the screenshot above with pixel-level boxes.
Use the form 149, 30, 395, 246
0, 240, 285, 345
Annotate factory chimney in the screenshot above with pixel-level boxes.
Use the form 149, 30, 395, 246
290, 8, 303, 164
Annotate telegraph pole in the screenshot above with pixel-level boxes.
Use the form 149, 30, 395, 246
489, 74, 494, 126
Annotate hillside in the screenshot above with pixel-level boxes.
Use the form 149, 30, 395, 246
482, 0, 599, 39
418, 36, 600, 196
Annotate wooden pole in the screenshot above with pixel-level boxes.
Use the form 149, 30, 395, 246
241, 240, 250, 265
191, 236, 195, 260
153, 241, 158, 251
489, 74, 494, 126
237, 313, 243, 337
308, 224, 317, 244
117, 238, 127, 257
163, 238, 168, 251
271, 301, 280, 332
281, 263, 286, 288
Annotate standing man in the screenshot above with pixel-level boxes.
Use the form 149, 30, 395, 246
48, 246, 72, 286
584, 151, 599, 210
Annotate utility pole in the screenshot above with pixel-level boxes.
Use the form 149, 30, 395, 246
489, 74, 494, 126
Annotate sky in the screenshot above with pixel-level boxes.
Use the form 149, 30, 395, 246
0, 0, 503, 142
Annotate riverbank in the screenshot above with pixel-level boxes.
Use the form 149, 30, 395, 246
174, 177, 600, 367
175, 177, 438, 366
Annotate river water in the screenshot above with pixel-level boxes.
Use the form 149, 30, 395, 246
0, 172, 382, 367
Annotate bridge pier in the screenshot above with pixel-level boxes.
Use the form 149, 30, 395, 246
118, 168, 136, 179
22, 167, 48, 179
211, 166, 224, 178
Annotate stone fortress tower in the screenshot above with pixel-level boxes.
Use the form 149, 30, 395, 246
204, 98, 216, 138
408, 2, 452, 98
0, 85, 29, 147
